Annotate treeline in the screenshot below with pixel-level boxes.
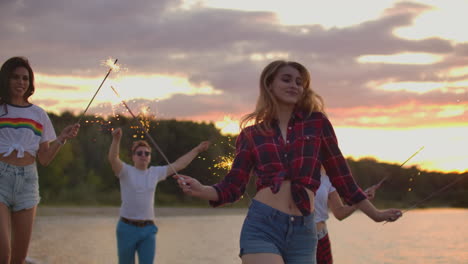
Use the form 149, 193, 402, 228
38, 112, 468, 208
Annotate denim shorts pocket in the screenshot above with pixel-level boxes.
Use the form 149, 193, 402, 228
24, 170, 38, 184
304, 219, 317, 235
20, 168, 39, 195
0, 165, 8, 180
245, 210, 271, 224
23, 169, 39, 191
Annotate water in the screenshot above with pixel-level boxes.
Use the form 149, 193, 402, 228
27, 207, 468, 264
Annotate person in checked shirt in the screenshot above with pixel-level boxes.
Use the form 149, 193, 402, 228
175, 60, 402, 264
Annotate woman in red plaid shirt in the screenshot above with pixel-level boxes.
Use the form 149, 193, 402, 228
175, 60, 402, 264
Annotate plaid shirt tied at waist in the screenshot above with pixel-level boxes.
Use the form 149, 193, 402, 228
210, 111, 367, 216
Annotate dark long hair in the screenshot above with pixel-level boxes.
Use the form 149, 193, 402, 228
0, 56, 35, 105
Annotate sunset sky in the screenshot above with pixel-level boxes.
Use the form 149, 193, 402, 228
1, 0, 466, 173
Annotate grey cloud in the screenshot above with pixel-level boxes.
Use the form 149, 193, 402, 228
1, 0, 466, 121
89, 93, 250, 119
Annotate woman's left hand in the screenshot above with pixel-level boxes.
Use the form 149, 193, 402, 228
59, 123, 80, 141
376, 209, 402, 222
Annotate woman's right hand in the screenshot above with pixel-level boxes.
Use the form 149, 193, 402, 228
173, 174, 205, 197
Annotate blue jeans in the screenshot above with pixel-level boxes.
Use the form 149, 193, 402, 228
240, 199, 318, 264
0, 161, 39, 211
116, 219, 158, 264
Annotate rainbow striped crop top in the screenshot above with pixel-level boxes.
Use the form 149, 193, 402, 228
0, 104, 56, 158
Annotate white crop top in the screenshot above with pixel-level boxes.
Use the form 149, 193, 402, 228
314, 171, 336, 223
0, 104, 56, 158
118, 162, 168, 220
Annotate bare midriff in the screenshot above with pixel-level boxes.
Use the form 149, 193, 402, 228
253, 180, 315, 216
0, 150, 36, 166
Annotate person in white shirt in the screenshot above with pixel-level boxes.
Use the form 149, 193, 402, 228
314, 168, 380, 264
108, 127, 210, 264
0, 56, 80, 264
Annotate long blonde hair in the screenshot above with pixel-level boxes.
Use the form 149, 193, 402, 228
240, 60, 324, 133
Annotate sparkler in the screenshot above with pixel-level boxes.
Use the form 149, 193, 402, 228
213, 154, 234, 171
78, 58, 118, 124
375, 146, 425, 188
384, 174, 467, 224
402, 175, 466, 214
110, 86, 181, 180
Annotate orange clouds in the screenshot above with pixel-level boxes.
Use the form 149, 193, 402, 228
328, 101, 467, 128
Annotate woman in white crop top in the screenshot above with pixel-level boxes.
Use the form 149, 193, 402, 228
0, 57, 80, 264
314, 168, 380, 264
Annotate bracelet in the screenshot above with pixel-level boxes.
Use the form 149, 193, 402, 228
57, 138, 67, 145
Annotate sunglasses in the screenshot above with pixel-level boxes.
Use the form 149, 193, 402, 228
135, 151, 151, 157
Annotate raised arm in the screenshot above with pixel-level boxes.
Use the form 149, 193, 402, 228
37, 123, 80, 166
167, 141, 211, 177
108, 128, 123, 177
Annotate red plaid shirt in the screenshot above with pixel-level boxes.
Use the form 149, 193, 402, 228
210, 111, 367, 216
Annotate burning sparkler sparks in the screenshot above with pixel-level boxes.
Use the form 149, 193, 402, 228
402, 175, 467, 213
78, 58, 119, 124
406, 171, 422, 193
110, 85, 182, 181
207, 137, 235, 178
101, 57, 122, 73
212, 153, 235, 172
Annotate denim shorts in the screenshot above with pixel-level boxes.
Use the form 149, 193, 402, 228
239, 199, 318, 264
0, 161, 40, 211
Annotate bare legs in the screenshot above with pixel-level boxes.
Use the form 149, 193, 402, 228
0, 203, 11, 263
0, 203, 36, 264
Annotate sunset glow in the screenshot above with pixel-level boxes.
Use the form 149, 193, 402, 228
215, 116, 241, 135
2, 0, 467, 173
358, 52, 444, 65
335, 126, 468, 173
394, 1, 468, 42
33, 72, 222, 114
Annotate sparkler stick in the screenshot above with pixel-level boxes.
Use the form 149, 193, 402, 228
375, 146, 425, 188
110, 86, 181, 180
383, 174, 466, 224
402, 175, 466, 213
77, 59, 118, 124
